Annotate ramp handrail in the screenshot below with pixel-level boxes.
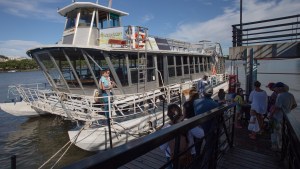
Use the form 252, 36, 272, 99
62, 103, 236, 169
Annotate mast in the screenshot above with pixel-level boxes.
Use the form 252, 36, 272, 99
108, 0, 112, 8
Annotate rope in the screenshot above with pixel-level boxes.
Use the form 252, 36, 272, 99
38, 126, 85, 169
50, 140, 73, 169
38, 141, 71, 169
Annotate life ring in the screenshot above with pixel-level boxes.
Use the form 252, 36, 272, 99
135, 32, 145, 40
211, 66, 217, 75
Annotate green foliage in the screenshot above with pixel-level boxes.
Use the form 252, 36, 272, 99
0, 59, 38, 70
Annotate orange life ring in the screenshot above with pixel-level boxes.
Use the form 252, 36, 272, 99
135, 33, 145, 40
211, 66, 217, 75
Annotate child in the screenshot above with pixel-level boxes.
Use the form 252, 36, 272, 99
233, 88, 244, 128
248, 110, 260, 139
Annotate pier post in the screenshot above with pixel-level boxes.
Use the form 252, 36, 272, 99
11, 155, 16, 169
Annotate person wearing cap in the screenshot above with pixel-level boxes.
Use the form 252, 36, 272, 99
193, 86, 219, 169
194, 86, 219, 133
249, 81, 268, 133
271, 82, 297, 151
197, 74, 209, 98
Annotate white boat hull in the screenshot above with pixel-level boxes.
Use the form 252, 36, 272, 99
0, 101, 44, 117
68, 110, 166, 151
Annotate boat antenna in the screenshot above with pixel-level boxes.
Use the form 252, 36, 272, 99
108, 0, 112, 8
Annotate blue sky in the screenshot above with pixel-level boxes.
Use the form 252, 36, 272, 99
0, 0, 299, 57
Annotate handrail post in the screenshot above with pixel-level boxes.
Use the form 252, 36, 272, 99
162, 99, 165, 126
281, 116, 286, 160
108, 96, 113, 149
230, 106, 236, 147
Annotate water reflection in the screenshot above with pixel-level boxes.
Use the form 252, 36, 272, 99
0, 115, 94, 168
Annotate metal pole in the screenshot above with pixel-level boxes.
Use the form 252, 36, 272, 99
11, 155, 16, 169
240, 0, 243, 45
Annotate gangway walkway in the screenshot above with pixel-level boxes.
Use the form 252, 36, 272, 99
119, 115, 284, 169
62, 103, 299, 169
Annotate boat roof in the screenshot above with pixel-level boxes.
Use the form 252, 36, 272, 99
58, 2, 129, 17
26, 45, 213, 57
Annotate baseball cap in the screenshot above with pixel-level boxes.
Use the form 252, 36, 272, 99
266, 82, 275, 88
203, 86, 213, 96
274, 82, 285, 88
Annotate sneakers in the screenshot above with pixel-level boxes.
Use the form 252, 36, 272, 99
235, 124, 242, 129
248, 133, 256, 139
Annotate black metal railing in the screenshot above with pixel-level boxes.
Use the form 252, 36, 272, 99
62, 103, 236, 169
232, 14, 300, 47
281, 112, 300, 169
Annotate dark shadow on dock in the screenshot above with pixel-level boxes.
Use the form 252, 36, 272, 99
218, 121, 284, 169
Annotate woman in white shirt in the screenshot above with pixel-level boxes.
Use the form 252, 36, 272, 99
249, 81, 268, 132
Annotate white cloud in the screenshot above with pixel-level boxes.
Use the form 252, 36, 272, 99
168, 0, 300, 54
0, 0, 62, 22
0, 40, 43, 57
141, 14, 154, 23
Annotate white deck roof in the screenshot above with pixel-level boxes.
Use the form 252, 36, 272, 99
58, 2, 129, 16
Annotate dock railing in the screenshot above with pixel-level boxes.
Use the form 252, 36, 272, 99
281, 112, 300, 169
232, 14, 300, 47
62, 103, 236, 169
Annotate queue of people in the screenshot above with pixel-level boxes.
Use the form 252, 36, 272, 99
159, 77, 297, 168
160, 84, 222, 169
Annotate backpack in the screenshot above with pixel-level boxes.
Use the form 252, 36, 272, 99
169, 134, 193, 168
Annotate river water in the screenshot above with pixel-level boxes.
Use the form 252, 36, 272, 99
0, 59, 299, 168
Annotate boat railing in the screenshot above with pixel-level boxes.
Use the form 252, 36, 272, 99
7, 83, 50, 103
62, 103, 237, 169
7, 74, 229, 122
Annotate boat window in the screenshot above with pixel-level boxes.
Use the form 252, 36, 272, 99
110, 55, 128, 86
175, 56, 182, 77
78, 9, 96, 27
195, 57, 200, 73
128, 55, 138, 84
37, 52, 69, 90
207, 57, 211, 71
167, 56, 174, 65
200, 57, 204, 72
183, 57, 187, 64
98, 11, 108, 29
168, 56, 175, 77
189, 56, 194, 74
109, 13, 120, 27
183, 56, 189, 75
204, 57, 208, 71
65, 11, 77, 30
169, 67, 175, 77
147, 55, 155, 82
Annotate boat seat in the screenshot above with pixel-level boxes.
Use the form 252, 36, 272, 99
108, 39, 127, 47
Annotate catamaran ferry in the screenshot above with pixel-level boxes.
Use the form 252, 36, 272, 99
1, 1, 228, 151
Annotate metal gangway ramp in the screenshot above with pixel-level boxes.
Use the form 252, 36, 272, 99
61, 102, 300, 169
